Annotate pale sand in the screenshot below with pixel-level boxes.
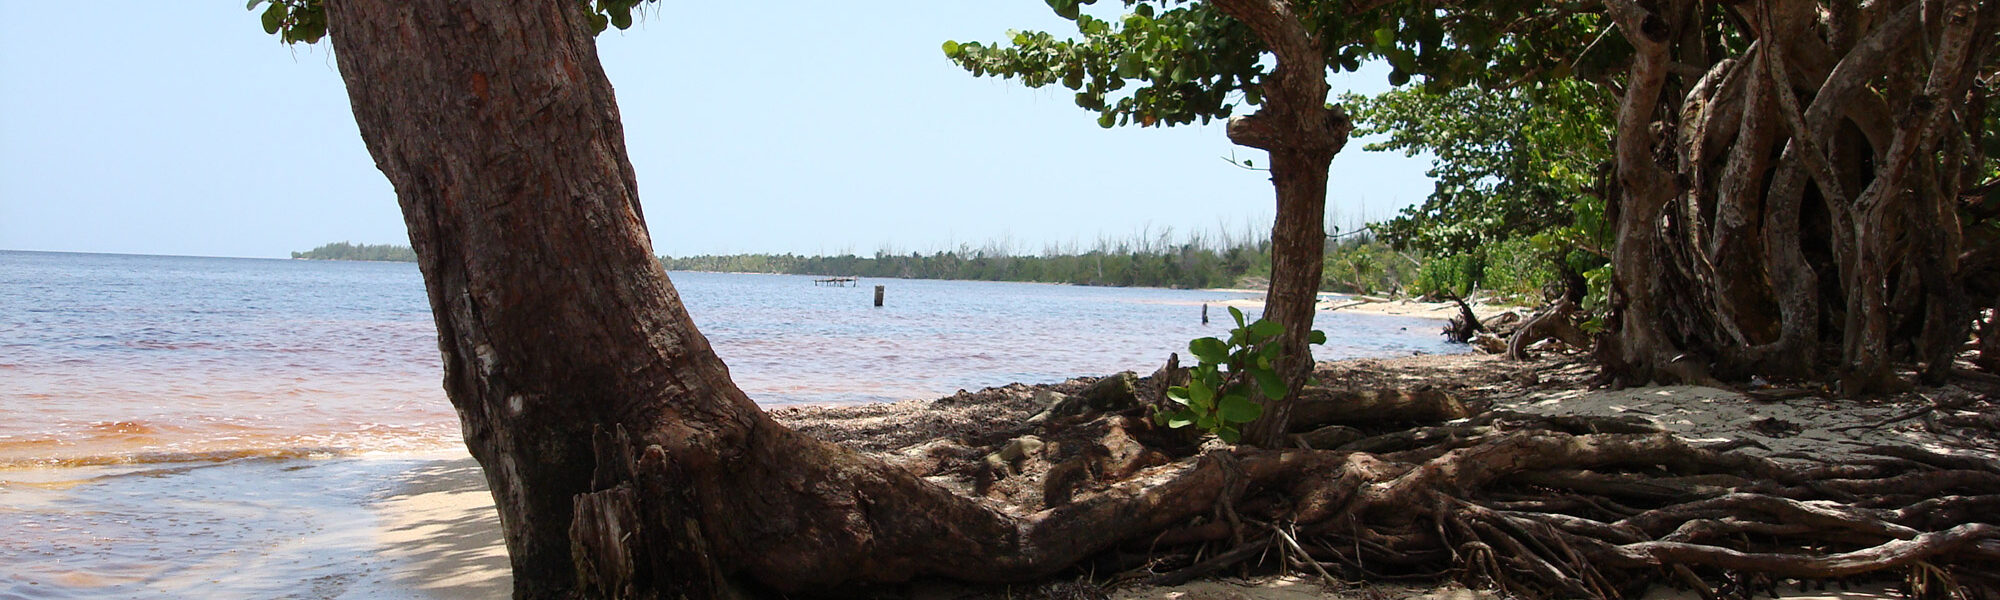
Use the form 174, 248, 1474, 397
1194, 288, 1521, 323
367, 454, 511, 599
1318, 297, 1518, 322
1490, 384, 1995, 464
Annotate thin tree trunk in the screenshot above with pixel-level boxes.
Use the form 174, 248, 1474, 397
1249, 146, 1333, 445
1211, 0, 1348, 447
1602, 0, 1705, 386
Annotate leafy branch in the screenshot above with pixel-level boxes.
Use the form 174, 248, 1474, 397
1156, 306, 1324, 443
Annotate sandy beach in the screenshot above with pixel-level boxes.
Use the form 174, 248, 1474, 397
1195, 288, 1522, 323
367, 457, 510, 600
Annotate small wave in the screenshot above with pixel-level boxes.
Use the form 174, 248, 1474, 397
0, 447, 346, 471
83, 421, 158, 435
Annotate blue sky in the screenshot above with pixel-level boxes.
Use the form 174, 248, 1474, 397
0, 2, 1435, 259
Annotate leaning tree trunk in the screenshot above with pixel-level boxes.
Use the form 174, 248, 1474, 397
1596, 0, 1995, 393
1212, 0, 1351, 448
321, 1, 1343, 597
323, 2, 740, 592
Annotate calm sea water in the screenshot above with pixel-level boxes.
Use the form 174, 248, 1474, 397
0, 249, 1462, 597
0, 250, 1461, 469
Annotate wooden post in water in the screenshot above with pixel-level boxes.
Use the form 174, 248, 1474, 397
874, 285, 885, 307
1202, 303, 1209, 325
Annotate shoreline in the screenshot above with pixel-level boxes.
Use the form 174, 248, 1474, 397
366, 453, 510, 599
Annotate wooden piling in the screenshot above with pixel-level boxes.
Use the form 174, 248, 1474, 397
874, 285, 885, 307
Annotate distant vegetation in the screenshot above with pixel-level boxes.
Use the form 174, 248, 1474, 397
293, 231, 1447, 296
292, 242, 417, 262
663, 231, 1266, 290
662, 228, 1424, 295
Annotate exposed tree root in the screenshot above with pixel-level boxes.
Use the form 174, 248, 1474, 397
574, 374, 2000, 599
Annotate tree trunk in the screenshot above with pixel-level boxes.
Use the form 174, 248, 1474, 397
1212, 0, 1349, 448
1247, 146, 1333, 446
1597, 0, 1993, 392
320, 1, 1339, 596
324, 2, 727, 593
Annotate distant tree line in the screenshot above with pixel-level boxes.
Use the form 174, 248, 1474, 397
662, 230, 1420, 295
294, 232, 1425, 294
291, 241, 418, 262
662, 232, 1268, 289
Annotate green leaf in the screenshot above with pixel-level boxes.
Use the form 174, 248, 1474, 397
1242, 159, 1254, 168
1247, 318, 1282, 341
1096, 112, 1116, 128
1373, 27, 1395, 48
1048, 0, 1080, 20
1116, 55, 1144, 79
1228, 306, 1246, 327
290, 20, 325, 44
1165, 386, 1190, 404
1253, 369, 1287, 401
609, 8, 632, 30
261, 3, 287, 35
942, 40, 961, 57
1308, 330, 1328, 345
1216, 426, 1241, 444
246, 0, 267, 10
1134, 3, 1154, 18
1188, 381, 1215, 409
1166, 415, 1194, 428
1219, 395, 1264, 423
1189, 337, 1229, 364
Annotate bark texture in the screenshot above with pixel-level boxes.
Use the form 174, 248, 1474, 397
1214, 0, 1353, 447
1597, 0, 1999, 393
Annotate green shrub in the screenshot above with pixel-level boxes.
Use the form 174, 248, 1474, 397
1155, 307, 1325, 443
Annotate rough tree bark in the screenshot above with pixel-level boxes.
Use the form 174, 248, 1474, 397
1213, 0, 1352, 448
1597, 0, 1996, 393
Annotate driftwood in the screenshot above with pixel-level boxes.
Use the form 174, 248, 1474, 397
1507, 299, 1595, 360
1442, 294, 1486, 343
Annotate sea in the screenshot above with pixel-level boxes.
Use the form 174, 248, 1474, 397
0, 250, 1463, 598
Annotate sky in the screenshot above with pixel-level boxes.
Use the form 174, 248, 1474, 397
0, 2, 1436, 260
